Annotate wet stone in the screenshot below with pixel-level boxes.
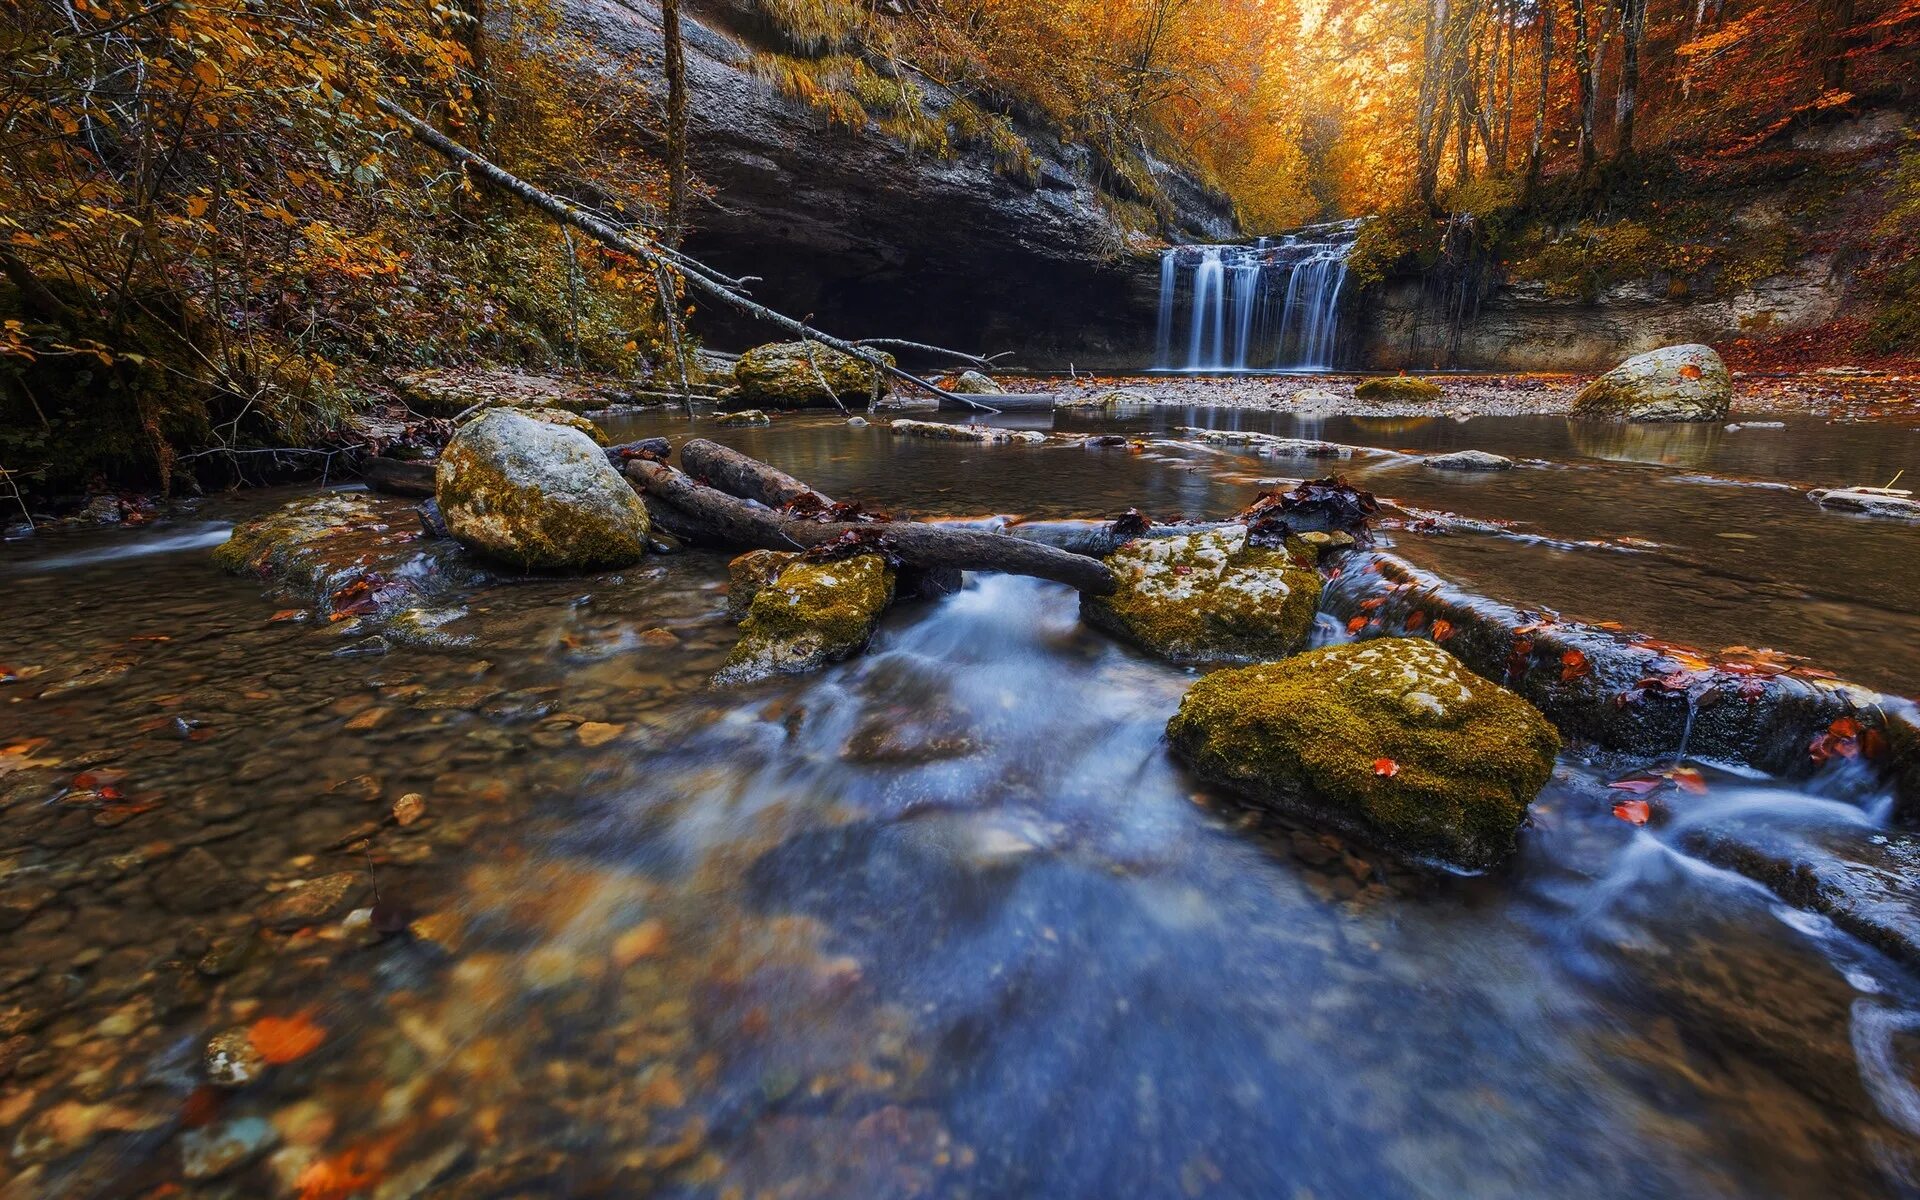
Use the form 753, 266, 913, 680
180, 1115, 279, 1180
205, 1027, 266, 1088
259, 872, 362, 928
149, 847, 249, 914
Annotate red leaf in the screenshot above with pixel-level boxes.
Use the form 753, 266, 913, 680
250, 1012, 326, 1064
1372, 757, 1400, 777
1667, 767, 1709, 795
1346, 615, 1368, 635
1405, 610, 1426, 630
1429, 618, 1455, 642
1559, 649, 1591, 682
1607, 777, 1664, 795
1612, 799, 1652, 825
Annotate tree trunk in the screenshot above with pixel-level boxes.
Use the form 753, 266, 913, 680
1821, 0, 1856, 89
625, 457, 1119, 594
1528, 0, 1553, 182
1570, 0, 1598, 177
661, 0, 689, 247
1614, 0, 1647, 158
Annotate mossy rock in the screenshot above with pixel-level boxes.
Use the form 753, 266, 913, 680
212, 494, 382, 586
1167, 639, 1561, 871
1571, 344, 1731, 422
716, 409, 771, 427
726, 549, 800, 617
731, 341, 894, 409
1081, 526, 1323, 662
435, 409, 649, 571
715, 553, 896, 684
943, 370, 1000, 394
1354, 376, 1444, 404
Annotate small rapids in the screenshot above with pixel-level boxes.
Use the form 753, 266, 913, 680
2, 403, 1919, 1198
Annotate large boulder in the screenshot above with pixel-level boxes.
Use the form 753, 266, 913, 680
1081, 526, 1323, 662
435, 409, 650, 571
715, 553, 896, 684
1166, 639, 1560, 871
1572, 344, 1731, 422
730, 341, 893, 409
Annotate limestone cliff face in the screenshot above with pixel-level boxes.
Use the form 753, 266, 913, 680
563, 0, 1235, 367
1358, 255, 1847, 371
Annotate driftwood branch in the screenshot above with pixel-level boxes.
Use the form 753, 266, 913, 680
374, 96, 1000, 416
853, 339, 1011, 369
626, 456, 1116, 594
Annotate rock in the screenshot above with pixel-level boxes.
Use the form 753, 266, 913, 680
1571, 344, 1731, 422
1177, 427, 1354, 457
943, 370, 999, 394
846, 416, 869, 427
213, 494, 379, 583
1422, 450, 1514, 471
604, 437, 672, 462
1059, 387, 1154, 408
435, 409, 650, 570
1725, 421, 1786, 430
715, 554, 896, 685
259, 872, 362, 928
1081, 526, 1323, 662
458, 404, 607, 446
888, 419, 1046, 444
1353, 376, 1444, 404
731, 341, 892, 409
150, 847, 248, 914
715, 409, 771, 427
1808, 487, 1920, 520
726, 549, 800, 618
181, 1116, 279, 1180
205, 1028, 267, 1088
1166, 639, 1560, 871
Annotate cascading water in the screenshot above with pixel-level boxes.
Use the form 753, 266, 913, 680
1152, 219, 1363, 372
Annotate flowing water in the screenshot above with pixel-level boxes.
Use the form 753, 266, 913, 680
1154, 222, 1362, 373
2, 401, 1918, 1198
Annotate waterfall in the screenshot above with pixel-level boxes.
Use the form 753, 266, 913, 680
1152, 220, 1362, 372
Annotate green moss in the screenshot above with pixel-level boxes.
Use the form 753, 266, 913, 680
727, 549, 799, 617
1167, 639, 1560, 871
716, 553, 896, 683
1082, 527, 1322, 662
213, 494, 379, 583
1354, 376, 1443, 404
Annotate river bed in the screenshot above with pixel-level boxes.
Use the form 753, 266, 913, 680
1, 402, 1917, 1198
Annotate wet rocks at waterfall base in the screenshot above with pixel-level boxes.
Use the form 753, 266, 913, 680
1167, 639, 1561, 872
1081, 526, 1322, 662
1571, 344, 1732, 422
1422, 449, 1514, 471
1808, 486, 1920, 520
727, 341, 893, 409
435, 408, 651, 571
715, 553, 897, 685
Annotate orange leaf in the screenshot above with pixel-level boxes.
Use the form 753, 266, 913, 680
1429, 618, 1454, 642
250, 1012, 326, 1064
1372, 757, 1400, 777
1559, 650, 1591, 682
1346, 615, 1368, 635
1667, 767, 1709, 795
1612, 799, 1652, 825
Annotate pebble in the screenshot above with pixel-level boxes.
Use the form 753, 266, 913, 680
180, 1116, 278, 1180
258, 872, 361, 928
205, 1027, 266, 1087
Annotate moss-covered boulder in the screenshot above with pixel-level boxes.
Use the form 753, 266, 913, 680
1572, 344, 1731, 422
715, 554, 896, 685
726, 549, 799, 617
1354, 376, 1444, 404
943, 370, 1000, 394
1081, 526, 1323, 662
731, 341, 893, 409
435, 409, 649, 571
715, 409, 771, 427
1167, 639, 1560, 871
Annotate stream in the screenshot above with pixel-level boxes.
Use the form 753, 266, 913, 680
2, 401, 1918, 1198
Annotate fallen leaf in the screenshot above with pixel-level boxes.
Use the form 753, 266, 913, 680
249, 1012, 326, 1064
1612, 799, 1652, 825
1372, 758, 1400, 778
269, 609, 304, 622
1667, 767, 1709, 795
1559, 649, 1592, 682
1429, 618, 1455, 642
1345, 615, 1368, 635
1607, 776, 1664, 795
1404, 610, 1426, 630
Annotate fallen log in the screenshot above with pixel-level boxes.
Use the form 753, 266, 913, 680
361, 456, 436, 498
625, 457, 1116, 595
680, 439, 829, 508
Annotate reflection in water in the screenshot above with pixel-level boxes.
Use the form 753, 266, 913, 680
1565, 418, 1726, 467
0, 406, 1916, 1198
